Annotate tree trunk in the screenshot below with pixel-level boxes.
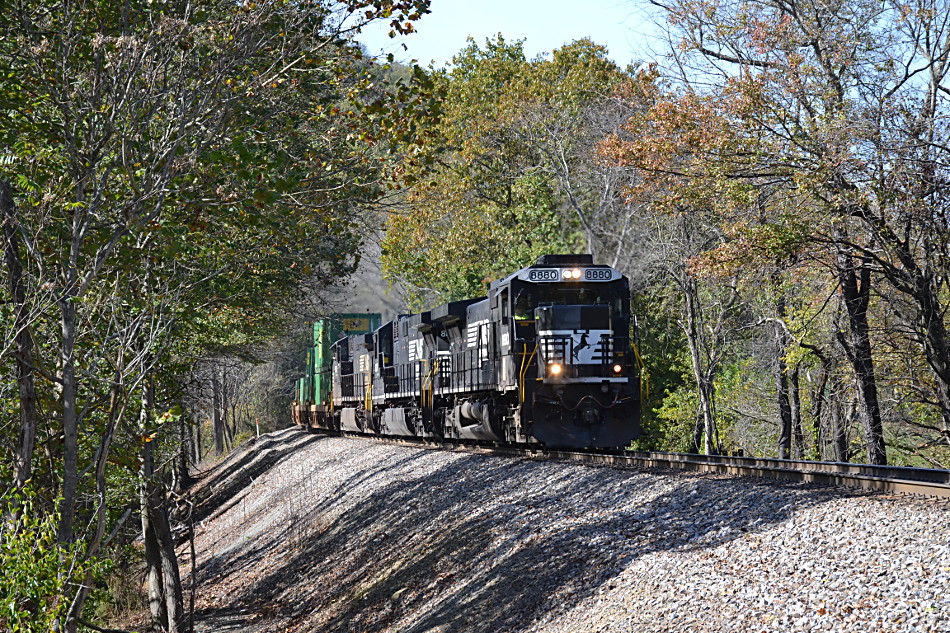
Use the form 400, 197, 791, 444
65, 377, 124, 633
790, 366, 805, 459
834, 235, 886, 465
223, 370, 236, 451
193, 412, 202, 465
908, 274, 950, 441
176, 414, 193, 492
690, 412, 703, 454
775, 334, 792, 460
58, 288, 79, 543
139, 381, 185, 633
212, 369, 224, 455
680, 276, 720, 454
57, 190, 87, 544
1, 179, 39, 494
140, 386, 168, 632
155, 495, 185, 633
830, 376, 851, 462
809, 360, 829, 461
222, 366, 230, 451
229, 402, 238, 445
773, 290, 792, 459
701, 379, 717, 455
224, 365, 239, 449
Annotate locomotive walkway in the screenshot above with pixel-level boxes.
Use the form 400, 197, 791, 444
186, 427, 950, 633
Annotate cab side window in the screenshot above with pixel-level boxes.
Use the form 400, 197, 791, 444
515, 290, 533, 320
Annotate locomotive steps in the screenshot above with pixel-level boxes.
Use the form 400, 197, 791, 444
186, 427, 950, 633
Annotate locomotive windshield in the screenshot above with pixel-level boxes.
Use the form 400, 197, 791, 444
513, 281, 627, 320
536, 305, 610, 331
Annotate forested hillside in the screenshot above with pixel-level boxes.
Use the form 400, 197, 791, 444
0, 1, 431, 631
1, 0, 949, 631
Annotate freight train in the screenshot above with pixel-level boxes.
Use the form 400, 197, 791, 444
292, 254, 643, 449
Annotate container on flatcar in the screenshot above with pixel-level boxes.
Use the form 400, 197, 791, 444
292, 313, 380, 431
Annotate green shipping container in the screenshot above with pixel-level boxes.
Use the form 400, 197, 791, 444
301, 313, 381, 407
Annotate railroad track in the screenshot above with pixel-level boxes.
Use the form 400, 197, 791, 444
317, 428, 950, 499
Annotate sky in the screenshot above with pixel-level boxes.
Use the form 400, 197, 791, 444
356, 0, 662, 69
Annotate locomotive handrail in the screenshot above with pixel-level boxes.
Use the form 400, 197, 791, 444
518, 343, 538, 404
538, 335, 570, 365
595, 334, 613, 363
419, 359, 428, 411
420, 359, 439, 412
630, 342, 650, 401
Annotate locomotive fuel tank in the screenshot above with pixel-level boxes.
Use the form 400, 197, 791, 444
339, 408, 363, 433
446, 400, 503, 441
379, 407, 415, 437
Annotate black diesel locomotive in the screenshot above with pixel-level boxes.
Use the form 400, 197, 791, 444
299, 254, 643, 449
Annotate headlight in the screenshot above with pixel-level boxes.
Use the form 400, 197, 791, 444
612, 364, 623, 374
561, 269, 572, 279
571, 269, 582, 279
549, 363, 562, 376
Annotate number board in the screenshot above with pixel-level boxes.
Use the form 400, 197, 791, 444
584, 269, 614, 281
527, 268, 560, 282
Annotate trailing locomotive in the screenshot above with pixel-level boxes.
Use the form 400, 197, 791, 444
292, 254, 643, 449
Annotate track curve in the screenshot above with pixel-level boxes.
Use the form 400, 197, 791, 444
325, 430, 950, 499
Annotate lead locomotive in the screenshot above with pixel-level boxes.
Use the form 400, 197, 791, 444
293, 254, 642, 449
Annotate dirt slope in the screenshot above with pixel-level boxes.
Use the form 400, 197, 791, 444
184, 428, 950, 633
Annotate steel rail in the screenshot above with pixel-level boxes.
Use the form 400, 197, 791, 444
309, 428, 950, 499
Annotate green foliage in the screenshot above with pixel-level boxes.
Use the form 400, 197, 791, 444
384, 168, 571, 306
635, 316, 700, 453
644, 348, 749, 455
629, 304, 690, 450
83, 544, 144, 627
0, 490, 101, 633
382, 36, 634, 307
0, 1, 437, 628
652, 382, 700, 452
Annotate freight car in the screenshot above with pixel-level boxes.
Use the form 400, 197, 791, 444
292, 254, 643, 449
292, 313, 381, 430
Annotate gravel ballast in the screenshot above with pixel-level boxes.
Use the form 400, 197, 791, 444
188, 429, 950, 633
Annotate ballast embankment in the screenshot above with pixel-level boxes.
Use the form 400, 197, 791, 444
186, 429, 950, 633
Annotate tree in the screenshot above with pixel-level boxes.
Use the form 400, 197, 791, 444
0, 0, 432, 630
1, 179, 39, 497
609, 0, 950, 463
382, 37, 640, 307
651, 214, 742, 455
